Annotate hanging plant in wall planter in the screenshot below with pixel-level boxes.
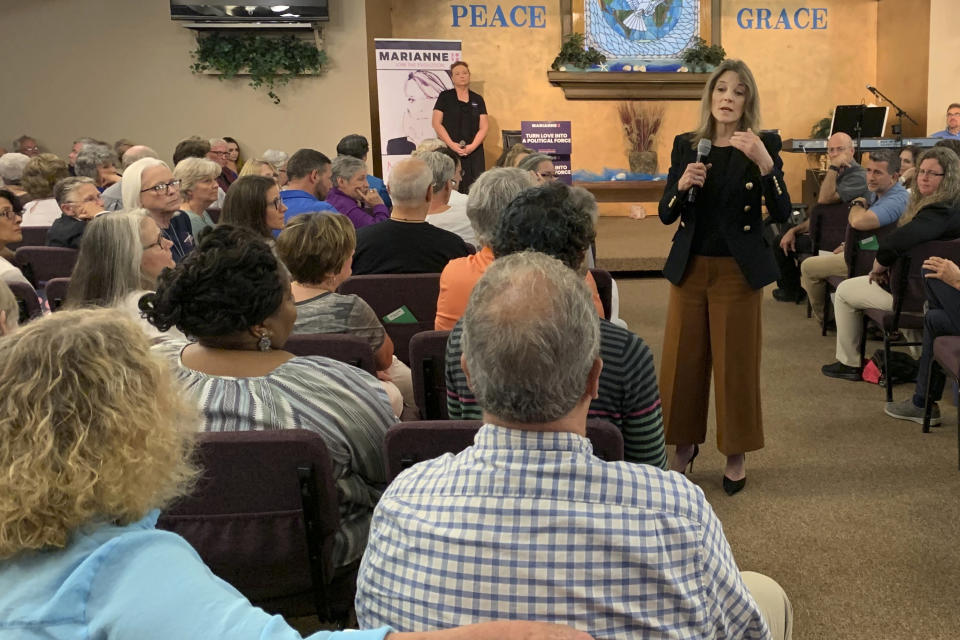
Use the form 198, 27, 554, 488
679, 37, 725, 73
551, 32, 607, 71
190, 32, 328, 104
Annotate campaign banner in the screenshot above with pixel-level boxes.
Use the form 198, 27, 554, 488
522, 120, 572, 185
375, 39, 462, 182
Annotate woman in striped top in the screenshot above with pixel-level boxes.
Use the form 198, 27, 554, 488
141, 225, 396, 568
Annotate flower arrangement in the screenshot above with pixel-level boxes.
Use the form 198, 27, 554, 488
618, 102, 665, 174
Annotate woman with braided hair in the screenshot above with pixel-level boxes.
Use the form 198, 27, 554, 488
140, 225, 397, 569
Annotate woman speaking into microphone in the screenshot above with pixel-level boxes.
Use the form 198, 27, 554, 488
658, 59, 791, 495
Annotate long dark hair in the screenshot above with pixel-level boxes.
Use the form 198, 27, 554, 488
220, 175, 277, 239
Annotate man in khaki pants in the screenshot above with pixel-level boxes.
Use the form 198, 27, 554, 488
800, 149, 910, 323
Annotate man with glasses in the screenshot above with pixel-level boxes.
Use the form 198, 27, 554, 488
48, 177, 103, 249
207, 138, 236, 191
931, 103, 960, 140
772, 131, 869, 303
12, 135, 40, 158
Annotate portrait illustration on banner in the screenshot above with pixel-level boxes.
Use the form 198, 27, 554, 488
584, 0, 700, 66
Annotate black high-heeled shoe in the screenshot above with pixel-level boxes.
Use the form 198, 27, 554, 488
722, 475, 746, 496
683, 444, 699, 475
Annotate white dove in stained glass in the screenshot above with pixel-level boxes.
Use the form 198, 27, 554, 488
623, 0, 667, 32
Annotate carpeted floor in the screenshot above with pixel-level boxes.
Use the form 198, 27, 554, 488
617, 277, 960, 640
595, 215, 676, 272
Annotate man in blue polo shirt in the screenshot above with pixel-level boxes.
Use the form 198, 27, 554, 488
279, 148, 338, 225
931, 103, 960, 140
336, 134, 392, 209
801, 148, 910, 324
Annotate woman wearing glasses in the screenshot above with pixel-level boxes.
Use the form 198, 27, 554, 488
122, 158, 194, 263
823, 145, 960, 381
0, 188, 32, 288
517, 153, 557, 185
65, 211, 185, 343
220, 175, 287, 242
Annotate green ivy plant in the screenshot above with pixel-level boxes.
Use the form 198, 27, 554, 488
190, 32, 327, 104
680, 37, 726, 72
551, 33, 607, 71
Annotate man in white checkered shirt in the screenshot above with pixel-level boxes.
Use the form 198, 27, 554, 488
356, 251, 792, 640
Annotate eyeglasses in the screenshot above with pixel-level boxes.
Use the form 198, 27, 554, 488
209, 151, 229, 157
917, 169, 945, 178
142, 232, 164, 251
537, 171, 557, 179
267, 197, 283, 209
140, 180, 181, 195
948, 112, 960, 118
0, 208, 20, 220
21, 146, 39, 153
826, 146, 850, 153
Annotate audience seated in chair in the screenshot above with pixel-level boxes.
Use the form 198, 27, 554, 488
885, 256, 960, 424
141, 225, 397, 569
0, 189, 30, 288
74, 144, 121, 192
262, 148, 289, 187
773, 132, 870, 302
276, 212, 412, 414
220, 175, 287, 244
444, 182, 666, 468
122, 158, 195, 263
356, 251, 792, 640
174, 157, 221, 237
208, 138, 237, 192
352, 157, 470, 275
238, 158, 279, 181
101, 145, 159, 212
12, 134, 40, 158
326, 155, 390, 230
822, 147, 960, 380
434, 170, 605, 330
65, 211, 185, 343
800, 149, 910, 323
337, 134, 392, 209
47, 177, 103, 249
421, 151, 475, 246
279, 148, 338, 228
0, 308, 588, 640
21, 153, 69, 228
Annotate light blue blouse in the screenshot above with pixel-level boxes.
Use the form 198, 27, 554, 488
0, 510, 392, 640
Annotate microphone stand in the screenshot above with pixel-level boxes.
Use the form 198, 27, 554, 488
868, 85, 918, 146
853, 104, 866, 164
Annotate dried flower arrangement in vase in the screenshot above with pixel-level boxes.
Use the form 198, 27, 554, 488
618, 102, 665, 175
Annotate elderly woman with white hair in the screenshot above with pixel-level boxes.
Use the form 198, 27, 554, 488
0, 153, 30, 201
261, 149, 289, 187
325, 155, 389, 229
174, 157, 221, 237
422, 151, 474, 246
74, 144, 121, 191
122, 158, 194, 263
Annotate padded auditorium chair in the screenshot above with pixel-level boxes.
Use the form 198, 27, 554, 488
44, 277, 70, 312
921, 337, 960, 470
6, 225, 49, 251
284, 333, 377, 375
859, 239, 960, 402
338, 273, 441, 365
13, 246, 78, 289
589, 267, 613, 320
383, 418, 624, 483
820, 222, 897, 335
409, 330, 451, 420
8, 280, 42, 323
803, 202, 850, 318
157, 430, 357, 625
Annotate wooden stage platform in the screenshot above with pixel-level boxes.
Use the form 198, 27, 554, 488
594, 215, 677, 274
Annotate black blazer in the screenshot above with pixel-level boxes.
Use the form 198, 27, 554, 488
658, 132, 792, 290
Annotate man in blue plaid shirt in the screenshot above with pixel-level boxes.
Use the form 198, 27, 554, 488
356, 251, 792, 640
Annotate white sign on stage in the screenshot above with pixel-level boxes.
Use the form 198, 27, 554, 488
374, 39, 462, 182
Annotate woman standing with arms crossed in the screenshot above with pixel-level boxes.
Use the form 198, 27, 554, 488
658, 59, 791, 495
432, 61, 488, 193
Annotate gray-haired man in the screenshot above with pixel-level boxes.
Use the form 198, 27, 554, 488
356, 251, 792, 640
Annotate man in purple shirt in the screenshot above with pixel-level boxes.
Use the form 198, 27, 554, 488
326, 155, 389, 229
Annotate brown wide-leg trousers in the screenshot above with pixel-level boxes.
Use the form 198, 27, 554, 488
660, 256, 764, 455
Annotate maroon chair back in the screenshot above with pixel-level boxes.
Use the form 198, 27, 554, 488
409, 330, 450, 420
808, 202, 850, 253
7, 226, 49, 251
844, 222, 897, 278
44, 277, 70, 311
8, 281, 41, 323
156, 430, 353, 622
13, 246, 78, 288
890, 239, 960, 330
589, 267, 613, 319
338, 273, 441, 365
284, 333, 377, 375
384, 419, 625, 483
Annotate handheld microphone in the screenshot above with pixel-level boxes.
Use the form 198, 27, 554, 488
688, 138, 712, 204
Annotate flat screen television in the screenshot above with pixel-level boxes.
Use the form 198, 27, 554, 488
171, 2, 329, 23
